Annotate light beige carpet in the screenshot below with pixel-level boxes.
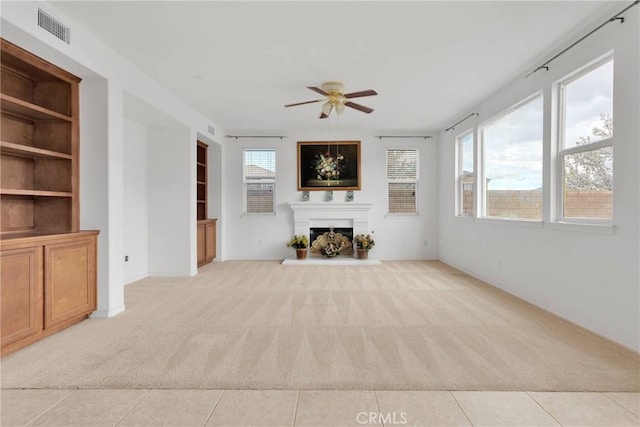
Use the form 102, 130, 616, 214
1, 261, 638, 391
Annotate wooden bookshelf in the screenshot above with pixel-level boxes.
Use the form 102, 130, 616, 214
196, 141, 216, 266
1, 38, 98, 356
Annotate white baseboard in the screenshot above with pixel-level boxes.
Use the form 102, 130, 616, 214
91, 304, 125, 318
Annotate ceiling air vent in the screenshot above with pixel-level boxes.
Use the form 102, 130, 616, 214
37, 8, 70, 44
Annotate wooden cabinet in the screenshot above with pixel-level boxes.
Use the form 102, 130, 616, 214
197, 219, 216, 267
205, 220, 216, 262
1, 232, 98, 356
0, 39, 98, 356
197, 222, 206, 266
44, 236, 96, 329
1, 246, 42, 349
196, 140, 216, 267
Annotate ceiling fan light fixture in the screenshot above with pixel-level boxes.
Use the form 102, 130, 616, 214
285, 81, 377, 119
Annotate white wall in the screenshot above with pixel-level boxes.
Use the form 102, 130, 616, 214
438, 8, 640, 351
148, 128, 194, 276
222, 131, 439, 260
123, 119, 149, 284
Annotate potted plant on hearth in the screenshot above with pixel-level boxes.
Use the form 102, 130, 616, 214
354, 234, 375, 260
287, 235, 309, 259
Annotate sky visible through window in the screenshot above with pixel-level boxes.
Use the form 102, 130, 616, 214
484, 95, 543, 190
564, 60, 613, 148
460, 132, 473, 173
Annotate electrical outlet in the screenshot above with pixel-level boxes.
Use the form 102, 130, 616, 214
124, 255, 129, 262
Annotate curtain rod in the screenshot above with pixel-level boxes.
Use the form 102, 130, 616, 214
525, 0, 639, 78
444, 112, 479, 132
225, 135, 287, 140
376, 135, 432, 140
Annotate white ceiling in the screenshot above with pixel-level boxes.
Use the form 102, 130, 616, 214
53, 1, 617, 133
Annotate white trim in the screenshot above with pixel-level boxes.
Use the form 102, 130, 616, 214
475, 217, 544, 228
560, 137, 613, 156
545, 222, 615, 234
91, 304, 125, 318
556, 55, 614, 224
455, 130, 474, 217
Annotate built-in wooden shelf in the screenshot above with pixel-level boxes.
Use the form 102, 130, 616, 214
0, 189, 73, 197
0, 94, 72, 122
1, 38, 97, 357
0, 141, 72, 160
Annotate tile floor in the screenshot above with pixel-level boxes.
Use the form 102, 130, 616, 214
1, 389, 638, 427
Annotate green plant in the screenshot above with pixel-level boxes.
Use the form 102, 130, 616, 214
354, 234, 375, 250
287, 235, 309, 249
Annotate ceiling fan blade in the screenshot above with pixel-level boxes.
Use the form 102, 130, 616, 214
343, 89, 378, 99
284, 99, 324, 107
345, 101, 374, 114
307, 86, 329, 96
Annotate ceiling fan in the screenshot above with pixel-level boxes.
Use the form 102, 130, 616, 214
285, 81, 377, 119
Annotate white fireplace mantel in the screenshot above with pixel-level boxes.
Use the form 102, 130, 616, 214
289, 202, 373, 237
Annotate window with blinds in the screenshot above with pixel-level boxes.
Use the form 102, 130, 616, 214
244, 149, 276, 214
387, 149, 418, 214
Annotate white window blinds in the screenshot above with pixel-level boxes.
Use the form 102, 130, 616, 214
244, 149, 276, 214
387, 149, 418, 214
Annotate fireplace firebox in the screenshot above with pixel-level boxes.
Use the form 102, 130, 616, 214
310, 227, 354, 256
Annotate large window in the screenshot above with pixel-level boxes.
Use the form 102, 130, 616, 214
480, 94, 543, 220
456, 131, 474, 216
387, 148, 418, 214
558, 58, 613, 222
243, 149, 276, 214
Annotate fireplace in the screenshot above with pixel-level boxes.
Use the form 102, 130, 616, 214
285, 202, 379, 265
310, 227, 354, 256
289, 202, 373, 236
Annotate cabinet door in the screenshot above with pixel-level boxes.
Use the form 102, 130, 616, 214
1, 246, 42, 348
205, 221, 216, 262
44, 237, 96, 329
197, 223, 205, 266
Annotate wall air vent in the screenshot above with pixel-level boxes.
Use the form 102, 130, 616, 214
208, 125, 216, 136
37, 8, 71, 44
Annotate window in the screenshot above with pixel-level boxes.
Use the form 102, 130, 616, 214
456, 131, 474, 216
480, 94, 543, 220
558, 58, 613, 222
243, 149, 275, 214
387, 148, 418, 214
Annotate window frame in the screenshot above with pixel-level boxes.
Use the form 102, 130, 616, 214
386, 147, 419, 216
478, 91, 544, 222
455, 129, 474, 217
556, 55, 614, 225
243, 148, 276, 215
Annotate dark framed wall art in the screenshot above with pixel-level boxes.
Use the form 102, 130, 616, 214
297, 140, 361, 191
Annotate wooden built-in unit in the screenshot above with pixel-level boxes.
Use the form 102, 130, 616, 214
1, 38, 98, 356
196, 141, 216, 267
